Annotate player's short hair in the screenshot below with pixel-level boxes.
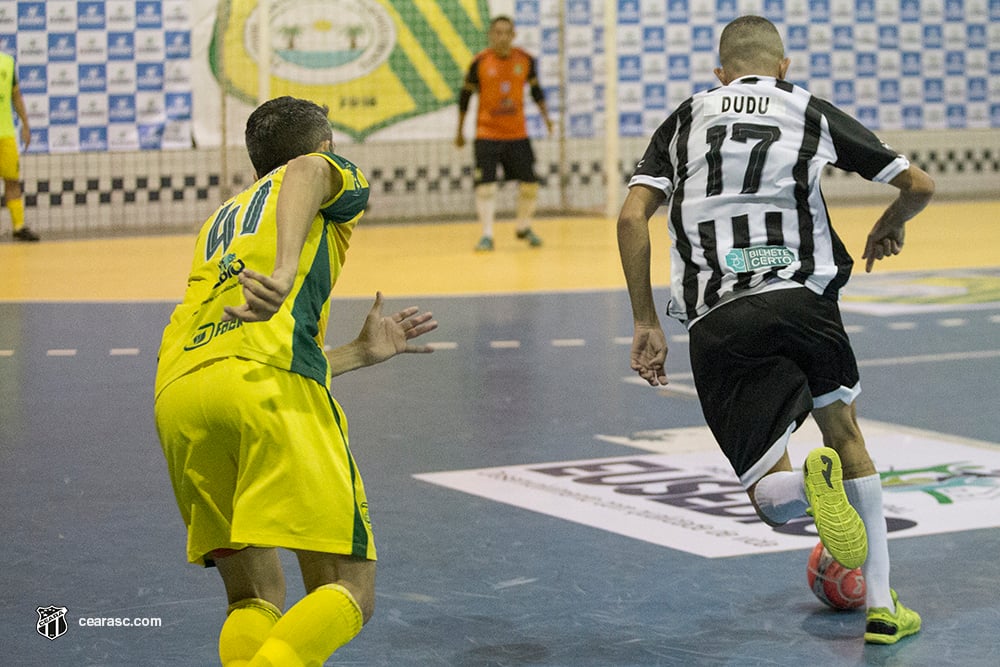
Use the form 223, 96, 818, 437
245, 96, 333, 176
718, 15, 785, 74
489, 15, 514, 29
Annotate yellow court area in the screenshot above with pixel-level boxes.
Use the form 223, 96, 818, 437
0, 200, 997, 302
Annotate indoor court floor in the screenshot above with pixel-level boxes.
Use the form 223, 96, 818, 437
2, 201, 999, 666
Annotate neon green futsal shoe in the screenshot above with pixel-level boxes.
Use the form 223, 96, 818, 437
803, 447, 868, 569
865, 589, 921, 644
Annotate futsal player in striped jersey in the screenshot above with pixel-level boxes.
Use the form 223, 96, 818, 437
456, 15, 553, 251
618, 16, 933, 644
154, 96, 438, 666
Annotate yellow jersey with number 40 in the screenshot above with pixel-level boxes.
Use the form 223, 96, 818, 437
155, 152, 369, 397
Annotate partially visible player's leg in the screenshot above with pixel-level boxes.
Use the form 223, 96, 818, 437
215, 548, 286, 667
504, 139, 542, 246
474, 183, 497, 250
0, 137, 37, 240
812, 402, 920, 643
811, 398, 874, 478
812, 402, 893, 612
514, 182, 542, 246
472, 139, 499, 249
296, 550, 376, 623
748, 450, 809, 526
689, 293, 813, 526
245, 551, 374, 666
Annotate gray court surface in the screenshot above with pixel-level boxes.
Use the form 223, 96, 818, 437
2, 280, 999, 666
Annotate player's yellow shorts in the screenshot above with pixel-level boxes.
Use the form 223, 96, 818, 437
154, 356, 376, 566
0, 136, 20, 180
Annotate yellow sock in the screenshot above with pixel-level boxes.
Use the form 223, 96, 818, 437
249, 584, 363, 667
7, 198, 24, 231
219, 598, 282, 667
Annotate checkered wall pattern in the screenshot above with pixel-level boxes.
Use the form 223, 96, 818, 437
25, 172, 218, 208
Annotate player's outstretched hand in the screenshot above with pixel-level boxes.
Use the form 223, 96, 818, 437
222, 268, 295, 322
862, 220, 905, 273
630, 323, 668, 386
356, 292, 438, 366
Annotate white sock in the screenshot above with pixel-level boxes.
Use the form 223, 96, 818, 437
752, 471, 808, 524
475, 183, 496, 238
844, 475, 895, 612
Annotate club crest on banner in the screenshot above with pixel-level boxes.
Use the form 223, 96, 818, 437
212, 0, 488, 140
36, 606, 68, 640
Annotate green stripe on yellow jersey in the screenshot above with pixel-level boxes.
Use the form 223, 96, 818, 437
155, 152, 370, 397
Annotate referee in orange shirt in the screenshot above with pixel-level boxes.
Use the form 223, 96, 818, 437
456, 15, 552, 252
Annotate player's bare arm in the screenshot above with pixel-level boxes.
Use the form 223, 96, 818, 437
224, 153, 343, 322
12, 84, 30, 148
617, 185, 669, 385
528, 76, 552, 135
327, 292, 438, 377
455, 80, 475, 148
863, 165, 935, 272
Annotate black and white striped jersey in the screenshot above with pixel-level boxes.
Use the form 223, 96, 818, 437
628, 75, 909, 325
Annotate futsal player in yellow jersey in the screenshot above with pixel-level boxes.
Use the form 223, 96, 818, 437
154, 97, 438, 666
0, 50, 39, 241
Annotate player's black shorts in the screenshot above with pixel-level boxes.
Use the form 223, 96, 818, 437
688, 287, 860, 486
473, 138, 538, 184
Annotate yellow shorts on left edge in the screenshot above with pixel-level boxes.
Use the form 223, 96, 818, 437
154, 357, 376, 566
0, 136, 21, 181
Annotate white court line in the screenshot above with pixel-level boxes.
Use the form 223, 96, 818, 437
427, 341, 458, 350
858, 350, 1000, 367
109, 348, 140, 356
657, 382, 699, 397
937, 318, 968, 327
623, 373, 695, 386
490, 340, 520, 349
551, 338, 585, 347
888, 322, 917, 330
0, 350, 13, 357
46, 349, 77, 357
614, 335, 690, 344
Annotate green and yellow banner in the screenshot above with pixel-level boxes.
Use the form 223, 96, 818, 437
211, 0, 488, 140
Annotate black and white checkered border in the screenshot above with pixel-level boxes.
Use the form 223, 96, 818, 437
24, 174, 221, 208
12, 138, 1000, 233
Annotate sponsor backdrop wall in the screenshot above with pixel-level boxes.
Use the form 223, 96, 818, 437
0, 0, 998, 236
2, 0, 192, 153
